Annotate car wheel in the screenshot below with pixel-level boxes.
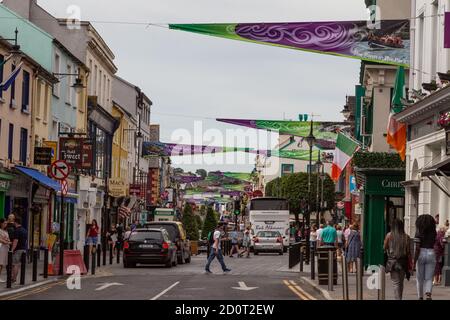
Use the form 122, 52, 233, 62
254, 251, 259, 255
165, 258, 173, 268
279, 251, 283, 256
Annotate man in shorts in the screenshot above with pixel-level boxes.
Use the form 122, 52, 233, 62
11, 217, 27, 283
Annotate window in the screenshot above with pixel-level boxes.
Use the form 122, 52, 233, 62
43, 84, 49, 123
416, 13, 424, 88
20, 128, 28, 165
106, 78, 110, 106
0, 54, 4, 99
53, 53, 60, 97
93, 65, 98, 96
21, 70, 30, 112
8, 124, 13, 161
66, 65, 72, 105
88, 59, 93, 93
98, 70, 102, 103
35, 81, 42, 119
10, 64, 16, 107
281, 164, 294, 176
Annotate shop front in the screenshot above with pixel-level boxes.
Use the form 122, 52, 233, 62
355, 168, 405, 267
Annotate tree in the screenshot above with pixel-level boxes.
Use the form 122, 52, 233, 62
173, 167, 184, 175
265, 172, 335, 223
194, 215, 203, 234
202, 206, 218, 239
196, 169, 207, 179
182, 203, 199, 241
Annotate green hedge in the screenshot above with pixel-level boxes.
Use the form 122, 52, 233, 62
352, 151, 405, 169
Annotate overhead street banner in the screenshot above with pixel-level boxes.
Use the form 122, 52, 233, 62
170, 20, 410, 66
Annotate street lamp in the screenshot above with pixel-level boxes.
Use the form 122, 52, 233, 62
305, 120, 316, 265
53, 68, 85, 94
5, 28, 23, 65
341, 103, 351, 121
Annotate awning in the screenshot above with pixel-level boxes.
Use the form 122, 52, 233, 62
15, 166, 61, 192
421, 157, 450, 177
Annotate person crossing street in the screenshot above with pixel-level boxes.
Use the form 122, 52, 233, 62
205, 223, 231, 274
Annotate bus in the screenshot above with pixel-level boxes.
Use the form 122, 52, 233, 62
248, 197, 290, 252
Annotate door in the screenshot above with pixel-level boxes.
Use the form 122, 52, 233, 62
385, 197, 405, 234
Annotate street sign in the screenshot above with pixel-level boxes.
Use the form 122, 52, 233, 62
61, 180, 68, 196
50, 160, 70, 181
34, 147, 53, 165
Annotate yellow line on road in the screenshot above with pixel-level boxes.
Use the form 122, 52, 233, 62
2, 280, 65, 300
289, 280, 317, 300
283, 280, 308, 300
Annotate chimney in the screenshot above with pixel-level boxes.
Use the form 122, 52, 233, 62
2, 0, 36, 20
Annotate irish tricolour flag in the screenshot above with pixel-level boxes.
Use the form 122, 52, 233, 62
331, 132, 360, 182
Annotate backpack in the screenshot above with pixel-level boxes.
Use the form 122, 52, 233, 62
208, 231, 215, 245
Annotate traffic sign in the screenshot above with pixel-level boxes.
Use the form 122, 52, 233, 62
61, 180, 68, 196
50, 160, 70, 181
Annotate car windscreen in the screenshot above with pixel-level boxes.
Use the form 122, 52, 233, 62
147, 224, 178, 240
250, 199, 289, 211
257, 231, 281, 238
129, 231, 162, 242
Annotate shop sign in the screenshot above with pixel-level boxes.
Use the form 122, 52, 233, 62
109, 178, 127, 197
349, 175, 358, 195
43, 141, 58, 164
34, 147, 53, 165
366, 175, 405, 196
81, 141, 93, 169
59, 138, 83, 168
0, 180, 10, 192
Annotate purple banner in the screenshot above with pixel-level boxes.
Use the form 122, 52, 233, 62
445, 12, 450, 48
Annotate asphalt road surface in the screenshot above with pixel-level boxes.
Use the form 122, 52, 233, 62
0, 253, 322, 301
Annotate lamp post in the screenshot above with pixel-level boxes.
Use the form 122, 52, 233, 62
53, 68, 86, 94
305, 120, 316, 265
315, 152, 323, 226
5, 28, 23, 66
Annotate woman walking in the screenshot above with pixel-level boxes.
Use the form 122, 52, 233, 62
0, 219, 11, 282
384, 219, 412, 300
86, 219, 99, 255
239, 227, 251, 258
336, 225, 344, 258
345, 224, 362, 273
415, 214, 437, 300
433, 226, 446, 286
309, 225, 318, 254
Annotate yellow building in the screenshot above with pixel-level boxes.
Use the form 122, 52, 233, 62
111, 102, 132, 196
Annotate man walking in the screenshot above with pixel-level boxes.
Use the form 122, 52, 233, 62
11, 217, 27, 283
205, 223, 231, 274
320, 221, 337, 247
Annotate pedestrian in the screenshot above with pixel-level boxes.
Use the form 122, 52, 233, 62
124, 226, 132, 241
0, 218, 11, 282
336, 225, 344, 257
316, 224, 324, 245
116, 222, 124, 250
106, 224, 117, 257
343, 224, 351, 245
205, 223, 232, 274
239, 226, 251, 258
310, 224, 318, 253
345, 224, 362, 273
86, 219, 99, 255
384, 219, 412, 300
433, 226, 446, 286
414, 214, 437, 300
6, 214, 15, 241
11, 217, 27, 283
229, 228, 240, 258
320, 221, 337, 247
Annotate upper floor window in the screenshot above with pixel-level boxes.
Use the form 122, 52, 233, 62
0, 54, 4, 99
53, 53, 61, 97
66, 65, 72, 105
21, 70, 30, 113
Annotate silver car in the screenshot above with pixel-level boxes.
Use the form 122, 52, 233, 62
253, 231, 284, 255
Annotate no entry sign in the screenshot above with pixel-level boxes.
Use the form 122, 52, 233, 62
50, 160, 70, 181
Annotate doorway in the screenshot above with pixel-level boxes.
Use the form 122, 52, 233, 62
385, 196, 405, 234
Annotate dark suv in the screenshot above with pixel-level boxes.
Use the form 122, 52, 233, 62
145, 221, 191, 264
123, 228, 177, 268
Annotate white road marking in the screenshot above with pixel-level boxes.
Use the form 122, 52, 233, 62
150, 281, 180, 300
95, 283, 124, 291
232, 281, 258, 291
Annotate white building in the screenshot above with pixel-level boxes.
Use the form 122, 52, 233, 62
394, 0, 450, 236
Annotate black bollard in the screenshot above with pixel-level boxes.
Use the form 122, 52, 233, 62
83, 245, 90, 273
116, 245, 120, 264
20, 252, 26, 285
6, 251, 13, 288
91, 251, 96, 275
311, 246, 315, 280
97, 244, 101, 268
109, 243, 113, 265
43, 248, 49, 279
102, 242, 107, 266
32, 250, 38, 282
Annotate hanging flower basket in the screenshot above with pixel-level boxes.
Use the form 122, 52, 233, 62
438, 111, 450, 130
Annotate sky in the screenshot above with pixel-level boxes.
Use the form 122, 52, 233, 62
38, 0, 369, 173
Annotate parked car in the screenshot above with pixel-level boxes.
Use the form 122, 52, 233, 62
253, 231, 284, 255
145, 221, 191, 264
123, 228, 177, 268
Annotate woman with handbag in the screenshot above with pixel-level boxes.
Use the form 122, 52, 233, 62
384, 219, 412, 300
344, 224, 361, 273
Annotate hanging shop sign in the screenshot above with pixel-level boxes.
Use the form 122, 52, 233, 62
34, 147, 53, 165
82, 140, 93, 169
109, 178, 127, 198
59, 138, 83, 168
43, 141, 58, 164
129, 184, 142, 198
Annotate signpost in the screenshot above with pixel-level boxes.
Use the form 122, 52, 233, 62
50, 160, 70, 276
34, 147, 53, 165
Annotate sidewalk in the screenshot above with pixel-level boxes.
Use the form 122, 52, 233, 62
281, 257, 450, 300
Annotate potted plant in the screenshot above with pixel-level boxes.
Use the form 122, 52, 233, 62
422, 80, 438, 92
438, 111, 450, 130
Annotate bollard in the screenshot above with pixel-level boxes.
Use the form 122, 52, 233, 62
311, 247, 315, 280
83, 245, 90, 273
91, 251, 96, 275
6, 251, 13, 288
102, 241, 107, 266
32, 250, 38, 282
116, 245, 120, 264
328, 250, 334, 291
97, 244, 101, 268
109, 243, 113, 265
378, 265, 386, 300
299, 244, 304, 273
43, 248, 49, 279
356, 257, 363, 300
341, 254, 349, 300
20, 251, 26, 285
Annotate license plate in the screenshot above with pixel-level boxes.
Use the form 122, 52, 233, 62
139, 244, 154, 249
